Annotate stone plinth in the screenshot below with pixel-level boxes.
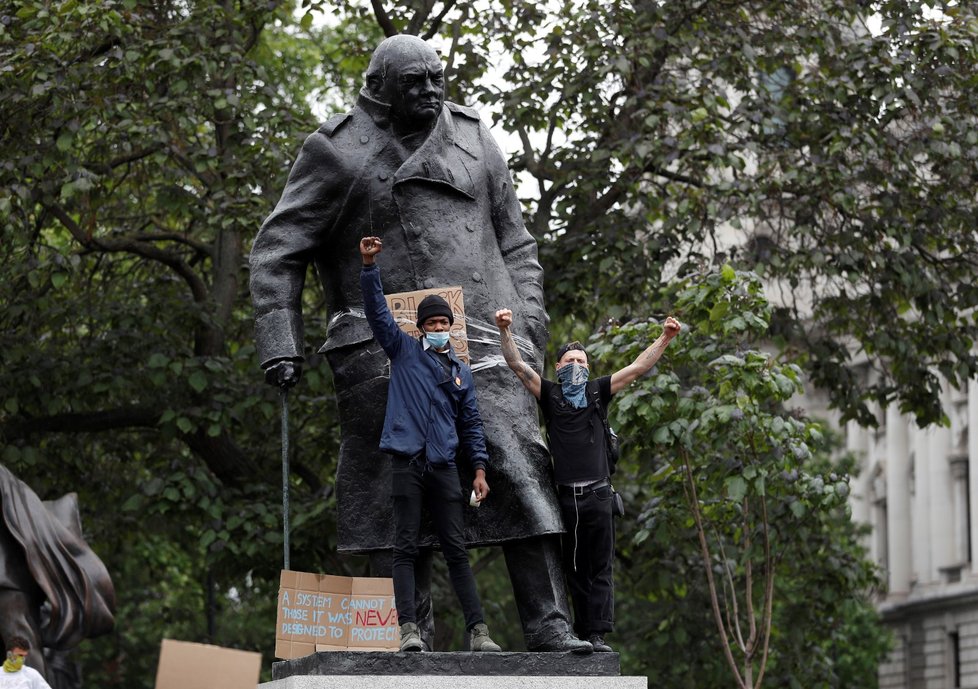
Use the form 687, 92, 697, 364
259, 676, 646, 689
272, 651, 621, 679
260, 652, 647, 689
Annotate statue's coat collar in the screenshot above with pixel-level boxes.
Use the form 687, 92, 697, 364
357, 91, 477, 200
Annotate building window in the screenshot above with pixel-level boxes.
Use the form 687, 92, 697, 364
908, 452, 916, 497
949, 392, 970, 567
876, 498, 889, 574
871, 465, 888, 574
948, 630, 961, 689
950, 456, 970, 567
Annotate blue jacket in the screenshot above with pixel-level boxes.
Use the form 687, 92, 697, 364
361, 264, 488, 471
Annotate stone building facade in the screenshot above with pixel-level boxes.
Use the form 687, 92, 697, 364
845, 380, 978, 688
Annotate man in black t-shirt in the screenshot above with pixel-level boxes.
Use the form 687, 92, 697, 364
495, 308, 681, 652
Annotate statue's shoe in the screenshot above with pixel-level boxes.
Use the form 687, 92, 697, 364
529, 634, 594, 654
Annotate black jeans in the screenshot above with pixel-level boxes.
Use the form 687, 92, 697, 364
391, 455, 484, 632
558, 484, 615, 636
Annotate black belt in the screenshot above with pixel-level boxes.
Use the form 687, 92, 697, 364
558, 478, 611, 496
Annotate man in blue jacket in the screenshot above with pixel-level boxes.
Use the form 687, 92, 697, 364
359, 236, 501, 653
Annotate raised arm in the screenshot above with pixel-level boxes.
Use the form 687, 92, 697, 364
359, 236, 409, 358
609, 317, 682, 395
495, 308, 542, 400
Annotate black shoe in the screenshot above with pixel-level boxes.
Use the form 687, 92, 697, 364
588, 634, 613, 652
529, 633, 594, 654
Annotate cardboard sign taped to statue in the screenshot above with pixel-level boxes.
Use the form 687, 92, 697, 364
385, 285, 468, 364
275, 569, 398, 657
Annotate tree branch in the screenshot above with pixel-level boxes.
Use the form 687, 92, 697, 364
3, 407, 161, 438
681, 447, 747, 689
643, 164, 706, 188
166, 140, 220, 190
370, 0, 398, 37
407, 0, 435, 35
516, 124, 547, 179
745, 495, 756, 654
4, 408, 259, 488
422, 0, 457, 40
243, 8, 270, 54
184, 430, 260, 486
714, 523, 746, 652
470, 548, 502, 576
47, 203, 210, 304
84, 145, 164, 175
440, 14, 462, 82
753, 493, 775, 689
135, 228, 213, 258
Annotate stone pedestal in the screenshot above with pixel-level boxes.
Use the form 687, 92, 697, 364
259, 651, 647, 689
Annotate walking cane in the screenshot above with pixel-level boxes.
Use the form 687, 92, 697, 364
280, 386, 291, 571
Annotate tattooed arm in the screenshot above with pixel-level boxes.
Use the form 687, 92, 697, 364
609, 316, 682, 395
494, 308, 543, 400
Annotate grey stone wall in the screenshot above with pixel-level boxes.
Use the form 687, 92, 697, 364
879, 593, 978, 688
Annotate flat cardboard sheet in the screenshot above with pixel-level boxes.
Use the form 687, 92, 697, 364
154, 639, 261, 689
275, 569, 398, 658
386, 286, 468, 363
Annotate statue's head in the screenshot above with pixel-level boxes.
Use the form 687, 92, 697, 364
365, 34, 444, 133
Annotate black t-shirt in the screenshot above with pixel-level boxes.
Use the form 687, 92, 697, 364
538, 375, 613, 485
432, 349, 453, 378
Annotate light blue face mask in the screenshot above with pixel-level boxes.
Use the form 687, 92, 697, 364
425, 331, 451, 349
557, 363, 589, 408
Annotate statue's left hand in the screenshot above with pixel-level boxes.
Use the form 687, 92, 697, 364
264, 359, 302, 388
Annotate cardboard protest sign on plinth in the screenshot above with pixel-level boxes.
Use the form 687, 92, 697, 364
275, 569, 398, 658
346, 576, 400, 650
385, 286, 468, 363
155, 639, 261, 689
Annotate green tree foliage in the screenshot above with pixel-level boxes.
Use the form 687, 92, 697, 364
591, 267, 890, 687
478, 0, 978, 428
0, 0, 349, 684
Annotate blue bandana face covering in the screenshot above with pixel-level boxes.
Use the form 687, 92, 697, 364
557, 363, 589, 408
425, 331, 450, 349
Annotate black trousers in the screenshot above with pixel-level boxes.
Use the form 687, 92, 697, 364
558, 484, 615, 636
372, 533, 574, 650
391, 455, 484, 632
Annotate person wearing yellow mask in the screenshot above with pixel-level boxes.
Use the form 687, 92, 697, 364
1, 638, 51, 689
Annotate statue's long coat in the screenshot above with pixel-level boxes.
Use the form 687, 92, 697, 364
250, 92, 563, 552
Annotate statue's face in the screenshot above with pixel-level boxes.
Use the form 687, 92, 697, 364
388, 54, 444, 131
367, 36, 445, 133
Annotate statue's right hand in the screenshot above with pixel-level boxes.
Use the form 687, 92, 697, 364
264, 359, 302, 389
